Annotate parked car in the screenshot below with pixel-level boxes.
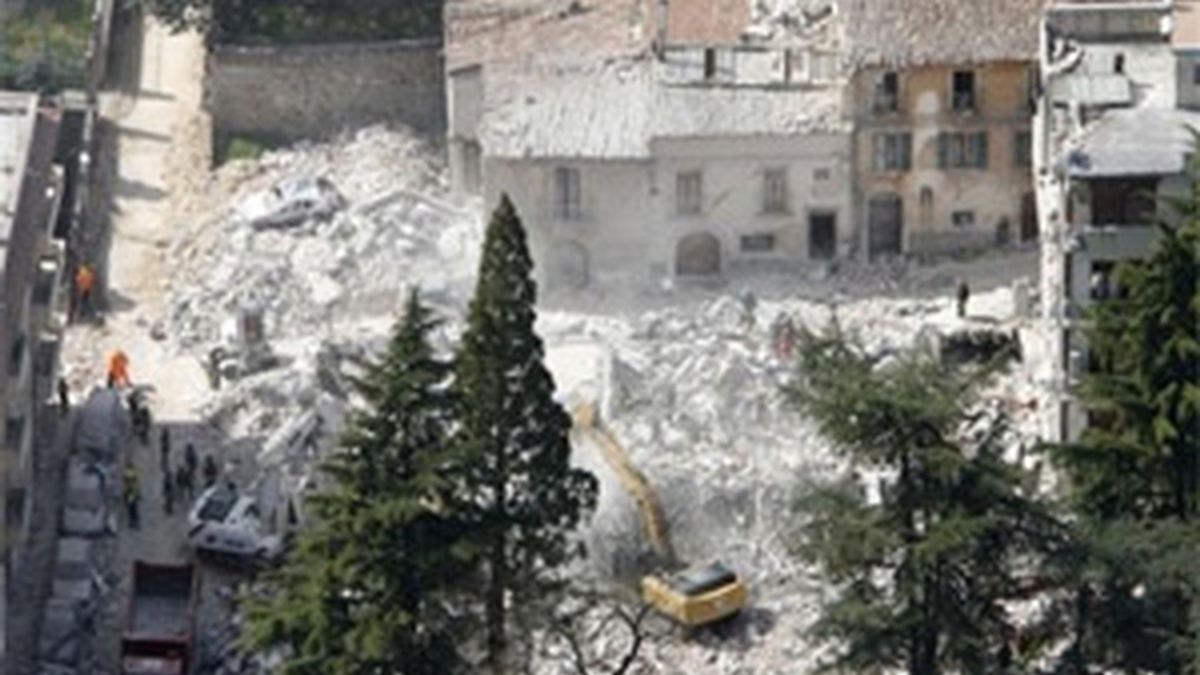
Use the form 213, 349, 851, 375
187, 484, 284, 564
238, 175, 343, 230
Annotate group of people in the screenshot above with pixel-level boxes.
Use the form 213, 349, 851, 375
103, 352, 221, 531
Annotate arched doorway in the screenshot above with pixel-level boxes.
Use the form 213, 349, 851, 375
675, 232, 721, 276
868, 193, 903, 259
548, 241, 589, 289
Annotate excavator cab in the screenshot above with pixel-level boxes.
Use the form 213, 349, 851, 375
642, 561, 748, 627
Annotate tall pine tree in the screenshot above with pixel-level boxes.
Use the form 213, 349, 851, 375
786, 325, 1065, 675
454, 194, 598, 665
243, 290, 469, 675
1051, 147, 1200, 673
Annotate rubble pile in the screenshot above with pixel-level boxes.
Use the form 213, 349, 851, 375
165, 125, 480, 350
145, 126, 1054, 674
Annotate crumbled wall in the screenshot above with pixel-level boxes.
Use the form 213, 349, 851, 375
205, 39, 446, 146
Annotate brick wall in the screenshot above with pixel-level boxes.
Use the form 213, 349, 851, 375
205, 39, 445, 145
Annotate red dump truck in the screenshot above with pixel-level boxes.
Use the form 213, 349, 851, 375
122, 561, 198, 675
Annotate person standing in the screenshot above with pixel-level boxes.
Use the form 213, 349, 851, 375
107, 349, 130, 389
202, 454, 219, 489
124, 463, 140, 530
162, 469, 175, 515
74, 262, 96, 321
184, 443, 198, 484
159, 428, 171, 472
57, 377, 70, 417
175, 463, 193, 503
956, 279, 971, 319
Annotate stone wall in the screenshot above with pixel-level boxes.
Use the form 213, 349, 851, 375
205, 39, 445, 146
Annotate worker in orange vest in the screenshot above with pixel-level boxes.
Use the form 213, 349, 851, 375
75, 263, 96, 320
108, 349, 130, 389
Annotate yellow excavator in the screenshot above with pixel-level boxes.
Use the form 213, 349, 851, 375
571, 404, 748, 628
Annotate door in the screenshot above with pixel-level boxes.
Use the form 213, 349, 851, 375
808, 212, 837, 261
675, 232, 721, 276
868, 193, 903, 259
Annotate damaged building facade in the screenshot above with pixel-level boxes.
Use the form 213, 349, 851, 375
447, 0, 854, 288
1036, 0, 1194, 441
0, 91, 67, 661
446, 0, 1045, 289
845, 0, 1043, 258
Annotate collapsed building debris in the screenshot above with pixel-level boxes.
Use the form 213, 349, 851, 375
134, 122, 1060, 674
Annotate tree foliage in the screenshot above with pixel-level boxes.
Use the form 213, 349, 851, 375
453, 194, 599, 665
787, 326, 1066, 675
1049, 143, 1200, 673
141, 0, 444, 45
243, 290, 470, 675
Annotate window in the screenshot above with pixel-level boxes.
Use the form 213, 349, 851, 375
874, 71, 899, 113
762, 168, 790, 213
740, 233, 777, 252
704, 48, 717, 80
938, 131, 989, 169
1014, 130, 1032, 168
676, 170, 702, 215
554, 167, 581, 220
952, 70, 976, 112
1113, 53, 1125, 74
952, 210, 976, 227
813, 167, 831, 181
872, 132, 912, 172
810, 51, 838, 82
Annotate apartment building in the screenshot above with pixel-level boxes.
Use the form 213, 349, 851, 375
844, 0, 1044, 259
1036, 0, 1193, 441
0, 91, 68, 658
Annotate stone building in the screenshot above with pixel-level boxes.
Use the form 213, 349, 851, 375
843, 0, 1043, 259
0, 91, 67, 658
1036, 0, 1194, 442
447, 0, 854, 289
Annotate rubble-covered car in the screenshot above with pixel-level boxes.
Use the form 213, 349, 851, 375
187, 484, 284, 564
237, 176, 344, 230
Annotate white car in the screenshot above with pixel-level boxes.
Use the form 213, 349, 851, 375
238, 176, 344, 230
187, 484, 284, 564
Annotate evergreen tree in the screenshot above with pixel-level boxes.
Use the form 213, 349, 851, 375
453, 194, 598, 665
243, 290, 469, 675
786, 326, 1065, 675
1050, 149, 1200, 673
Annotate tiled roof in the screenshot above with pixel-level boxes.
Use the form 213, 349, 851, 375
842, 0, 1047, 68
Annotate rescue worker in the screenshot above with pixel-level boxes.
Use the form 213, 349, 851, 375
162, 468, 175, 515
124, 463, 140, 530
184, 442, 198, 485
175, 463, 193, 503
75, 263, 96, 321
57, 377, 70, 417
159, 428, 171, 472
775, 315, 797, 362
956, 279, 971, 318
107, 349, 130, 389
202, 453, 219, 489
128, 390, 151, 444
